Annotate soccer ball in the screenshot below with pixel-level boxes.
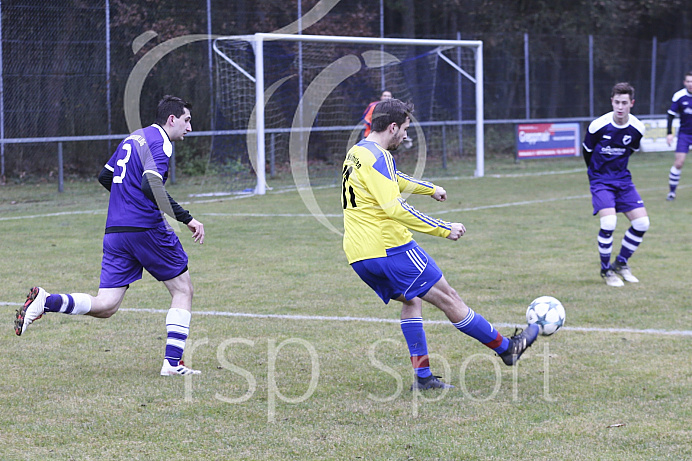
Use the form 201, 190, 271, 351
526, 296, 565, 336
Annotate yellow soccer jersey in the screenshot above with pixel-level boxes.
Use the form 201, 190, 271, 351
342, 139, 452, 263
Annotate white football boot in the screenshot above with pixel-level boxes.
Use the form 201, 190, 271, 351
601, 269, 624, 287
160, 359, 201, 376
612, 261, 639, 283
15, 287, 48, 336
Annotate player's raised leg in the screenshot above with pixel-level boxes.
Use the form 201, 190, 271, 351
15, 286, 127, 336
421, 277, 538, 366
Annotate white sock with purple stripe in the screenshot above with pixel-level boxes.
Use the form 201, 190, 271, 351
165, 308, 191, 367
44, 293, 91, 315
669, 166, 681, 193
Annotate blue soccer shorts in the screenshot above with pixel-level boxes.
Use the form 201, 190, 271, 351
351, 240, 443, 304
675, 132, 692, 153
100, 226, 189, 288
590, 181, 644, 215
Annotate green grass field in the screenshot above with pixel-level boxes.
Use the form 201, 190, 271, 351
1, 153, 690, 460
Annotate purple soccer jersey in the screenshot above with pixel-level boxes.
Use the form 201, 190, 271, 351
583, 112, 645, 186
668, 88, 692, 137
103, 124, 172, 229
99, 124, 189, 288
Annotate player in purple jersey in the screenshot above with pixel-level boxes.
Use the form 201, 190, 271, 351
582, 83, 649, 287
665, 71, 692, 201
15, 96, 206, 376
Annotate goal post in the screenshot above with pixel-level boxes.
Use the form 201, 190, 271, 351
212, 33, 484, 195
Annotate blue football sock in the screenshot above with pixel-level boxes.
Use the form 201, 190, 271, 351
400, 317, 432, 378
453, 309, 509, 354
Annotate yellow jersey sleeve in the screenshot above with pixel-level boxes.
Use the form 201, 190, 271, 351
342, 140, 452, 264
396, 171, 436, 196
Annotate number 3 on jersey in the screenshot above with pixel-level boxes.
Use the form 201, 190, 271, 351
342, 165, 357, 209
112, 143, 132, 184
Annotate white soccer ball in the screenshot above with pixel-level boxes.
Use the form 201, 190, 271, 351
526, 296, 565, 336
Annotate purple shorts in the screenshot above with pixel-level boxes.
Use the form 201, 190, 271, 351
675, 132, 692, 153
590, 181, 644, 215
351, 241, 443, 303
100, 226, 189, 288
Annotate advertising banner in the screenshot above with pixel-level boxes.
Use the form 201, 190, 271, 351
517, 123, 580, 159
640, 118, 679, 152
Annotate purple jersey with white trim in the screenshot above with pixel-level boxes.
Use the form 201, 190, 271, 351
103, 124, 172, 229
583, 112, 645, 185
668, 88, 692, 135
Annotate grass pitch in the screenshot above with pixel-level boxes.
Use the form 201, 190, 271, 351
1, 153, 690, 460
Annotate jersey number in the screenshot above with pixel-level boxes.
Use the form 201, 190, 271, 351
112, 143, 132, 184
341, 165, 357, 209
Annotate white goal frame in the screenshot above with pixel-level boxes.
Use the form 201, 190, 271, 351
213, 33, 485, 194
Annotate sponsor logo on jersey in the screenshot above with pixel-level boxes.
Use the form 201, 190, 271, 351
345, 152, 362, 169
601, 146, 626, 156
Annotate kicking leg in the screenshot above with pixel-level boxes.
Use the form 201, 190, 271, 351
421, 277, 538, 366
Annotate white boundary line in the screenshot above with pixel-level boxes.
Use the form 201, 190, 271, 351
1, 302, 689, 336
2, 185, 689, 222
1, 169, 688, 222
119, 308, 692, 337
0, 210, 105, 222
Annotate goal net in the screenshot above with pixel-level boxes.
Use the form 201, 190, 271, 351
212, 34, 484, 194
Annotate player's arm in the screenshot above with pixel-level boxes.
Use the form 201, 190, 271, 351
582, 145, 592, 167
666, 112, 676, 146
396, 172, 447, 202
396, 170, 438, 196
141, 172, 204, 243
98, 166, 113, 191
367, 167, 452, 238
141, 172, 191, 224
582, 120, 601, 168
140, 137, 205, 243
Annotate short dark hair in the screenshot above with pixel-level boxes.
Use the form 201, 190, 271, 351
686, 70, 692, 78
611, 82, 634, 100
371, 99, 414, 133
154, 95, 191, 125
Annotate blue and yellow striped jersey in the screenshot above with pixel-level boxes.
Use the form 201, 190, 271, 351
342, 139, 452, 263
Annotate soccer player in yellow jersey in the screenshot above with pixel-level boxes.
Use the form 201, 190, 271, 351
342, 99, 538, 390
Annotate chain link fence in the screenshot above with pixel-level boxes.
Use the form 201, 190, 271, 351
0, 0, 689, 183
